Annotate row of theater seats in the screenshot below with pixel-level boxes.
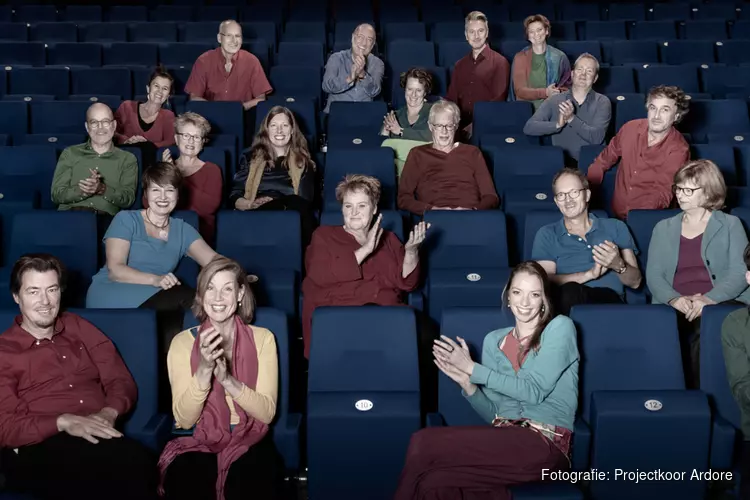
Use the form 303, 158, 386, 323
0, 301, 740, 499
3, 18, 750, 45
0, 1, 746, 25
2, 207, 750, 321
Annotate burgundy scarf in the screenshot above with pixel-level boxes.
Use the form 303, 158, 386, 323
157, 315, 270, 499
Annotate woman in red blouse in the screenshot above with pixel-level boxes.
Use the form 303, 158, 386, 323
114, 65, 176, 150
145, 112, 223, 246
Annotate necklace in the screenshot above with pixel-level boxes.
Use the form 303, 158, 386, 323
144, 209, 170, 239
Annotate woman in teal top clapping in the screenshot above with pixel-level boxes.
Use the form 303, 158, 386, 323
394, 261, 579, 500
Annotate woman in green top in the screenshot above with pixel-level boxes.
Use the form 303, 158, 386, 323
394, 261, 579, 500
380, 67, 434, 143
721, 243, 750, 499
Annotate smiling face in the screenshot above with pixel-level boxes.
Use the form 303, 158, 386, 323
647, 95, 679, 135
507, 271, 545, 325
268, 112, 292, 150
147, 76, 172, 107
572, 57, 597, 90
175, 122, 205, 158
203, 269, 245, 324
342, 189, 377, 232
404, 77, 426, 108
526, 21, 548, 46
351, 24, 376, 58
13, 270, 61, 333
218, 21, 243, 55
85, 104, 115, 147
429, 109, 457, 149
465, 19, 488, 51
553, 173, 590, 219
146, 182, 178, 216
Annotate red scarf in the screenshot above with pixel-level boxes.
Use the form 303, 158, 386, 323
157, 315, 269, 499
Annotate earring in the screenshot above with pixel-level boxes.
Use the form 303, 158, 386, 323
541, 304, 546, 313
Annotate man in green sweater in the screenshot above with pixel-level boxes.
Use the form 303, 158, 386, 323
721, 242, 750, 498
50, 103, 138, 219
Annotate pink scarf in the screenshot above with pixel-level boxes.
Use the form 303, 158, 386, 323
157, 315, 270, 499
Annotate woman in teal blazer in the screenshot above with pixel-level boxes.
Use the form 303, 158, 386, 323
647, 160, 750, 386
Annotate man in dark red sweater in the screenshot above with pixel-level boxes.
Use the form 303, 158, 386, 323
398, 99, 499, 216
0, 254, 158, 500
587, 85, 691, 220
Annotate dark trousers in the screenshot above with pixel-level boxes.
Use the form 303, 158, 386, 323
255, 195, 318, 250
2, 433, 158, 500
162, 433, 283, 500
676, 312, 702, 389
741, 441, 750, 499
139, 284, 195, 411
552, 282, 624, 317
393, 426, 568, 500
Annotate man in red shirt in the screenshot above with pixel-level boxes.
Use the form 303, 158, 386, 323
445, 11, 510, 137
184, 19, 272, 110
587, 85, 691, 220
0, 254, 157, 500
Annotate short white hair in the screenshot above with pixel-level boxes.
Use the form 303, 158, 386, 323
428, 99, 461, 127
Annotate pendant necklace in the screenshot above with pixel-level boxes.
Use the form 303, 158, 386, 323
145, 209, 169, 239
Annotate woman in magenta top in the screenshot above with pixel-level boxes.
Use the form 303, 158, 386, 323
647, 159, 750, 387
115, 65, 176, 150
144, 112, 223, 246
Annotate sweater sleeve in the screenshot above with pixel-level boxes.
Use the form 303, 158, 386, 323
168, 331, 209, 430
471, 148, 500, 209
50, 149, 86, 205
722, 312, 750, 415
383, 232, 421, 291
469, 316, 579, 404
154, 110, 176, 149
230, 329, 278, 425
304, 228, 364, 286
512, 53, 548, 102
523, 96, 560, 136
397, 149, 431, 215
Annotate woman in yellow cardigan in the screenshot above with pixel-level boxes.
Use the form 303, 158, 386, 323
230, 106, 318, 246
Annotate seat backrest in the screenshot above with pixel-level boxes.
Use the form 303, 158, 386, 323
71, 67, 132, 100
626, 209, 682, 270
183, 307, 293, 424
328, 101, 389, 131
700, 304, 745, 430
9, 211, 98, 307
47, 42, 103, 67
216, 210, 302, 273
594, 66, 635, 94
610, 40, 659, 64
423, 210, 509, 269
473, 101, 534, 140
386, 41, 436, 73
439, 307, 513, 426
0, 200, 35, 266
308, 306, 419, 392
276, 41, 324, 67
0, 145, 58, 208
732, 207, 750, 233
571, 304, 685, 423
682, 99, 750, 138
184, 100, 244, 138
636, 65, 699, 94
492, 146, 565, 189
691, 144, 738, 185
320, 210, 404, 240
170, 210, 200, 288
69, 308, 159, 435
323, 148, 396, 210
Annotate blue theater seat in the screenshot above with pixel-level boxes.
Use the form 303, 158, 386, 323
15, 5, 57, 23
650, 3, 691, 22
216, 211, 301, 318
684, 20, 729, 40
594, 66, 635, 94
241, 22, 277, 54
327, 101, 388, 151
681, 99, 750, 143
559, 3, 601, 22
62, 5, 102, 23
184, 100, 243, 148
629, 20, 678, 40
320, 210, 404, 239
323, 148, 396, 211
0, 42, 45, 68
660, 40, 716, 65
183, 307, 302, 471
716, 40, 750, 66
386, 41, 436, 74
0, 200, 35, 266
472, 101, 534, 146
557, 41, 602, 64
283, 22, 326, 45
614, 93, 646, 131
182, 22, 222, 42
607, 2, 646, 21
103, 43, 159, 68
70, 67, 131, 100
610, 40, 659, 65
307, 306, 420, 500
47, 43, 103, 68
0, 23, 27, 42
693, 4, 738, 21
269, 66, 322, 104
384, 22, 427, 43
79, 23, 128, 43
635, 64, 700, 93
197, 6, 238, 23
276, 42, 324, 67
129, 22, 179, 43
150, 5, 193, 23
0, 211, 97, 308
29, 22, 77, 43
691, 144, 738, 185
159, 43, 212, 68
108, 6, 148, 23
570, 305, 710, 500
0, 146, 57, 209
422, 210, 510, 321
583, 21, 627, 41
700, 304, 745, 470
438, 41, 469, 68
7, 68, 70, 100
69, 308, 170, 450
701, 65, 750, 99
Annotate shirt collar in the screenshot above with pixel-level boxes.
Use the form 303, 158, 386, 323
216, 46, 240, 63
556, 212, 600, 236
7, 314, 65, 350
85, 140, 114, 155
472, 45, 489, 62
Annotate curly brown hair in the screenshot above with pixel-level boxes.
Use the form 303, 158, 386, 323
646, 85, 690, 124
400, 67, 433, 95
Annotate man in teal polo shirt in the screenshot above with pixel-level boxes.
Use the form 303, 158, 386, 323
51, 103, 138, 218
532, 167, 642, 315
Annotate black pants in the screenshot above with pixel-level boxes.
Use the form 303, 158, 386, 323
139, 284, 195, 411
255, 195, 318, 251
162, 433, 283, 500
740, 441, 750, 499
2, 433, 158, 500
552, 282, 624, 317
676, 312, 702, 389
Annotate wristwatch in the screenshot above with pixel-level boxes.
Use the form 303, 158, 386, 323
615, 262, 628, 274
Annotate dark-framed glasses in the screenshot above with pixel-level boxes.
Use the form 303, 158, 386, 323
673, 185, 702, 196
554, 189, 584, 201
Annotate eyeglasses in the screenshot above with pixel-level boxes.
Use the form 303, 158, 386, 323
220, 33, 243, 41
431, 123, 456, 132
673, 185, 702, 196
554, 189, 585, 201
177, 132, 204, 143
87, 119, 114, 129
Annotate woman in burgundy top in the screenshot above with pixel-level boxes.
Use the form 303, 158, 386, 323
302, 174, 429, 359
146, 112, 223, 246
114, 65, 176, 163
647, 159, 750, 387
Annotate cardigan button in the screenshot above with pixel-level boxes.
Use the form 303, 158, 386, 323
712, 275, 716, 280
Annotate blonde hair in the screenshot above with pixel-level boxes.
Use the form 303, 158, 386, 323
465, 10, 489, 29
192, 257, 255, 324
674, 159, 727, 211
175, 112, 211, 139
335, 174, 381, 207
